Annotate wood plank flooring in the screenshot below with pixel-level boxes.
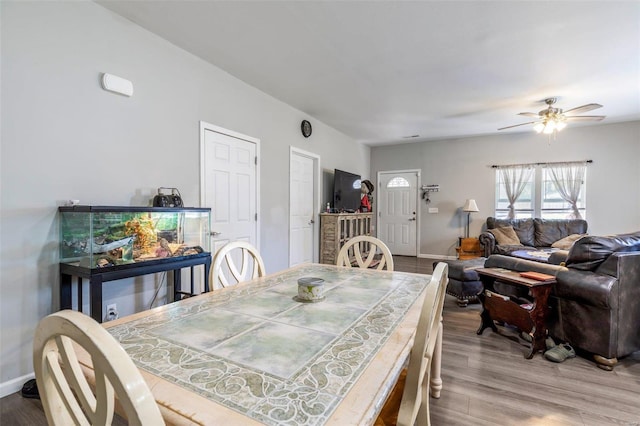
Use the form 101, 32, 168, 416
396, 256, 640, 426
2, 256, 639, 425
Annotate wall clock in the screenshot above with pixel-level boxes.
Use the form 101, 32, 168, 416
301, 120, 312, 138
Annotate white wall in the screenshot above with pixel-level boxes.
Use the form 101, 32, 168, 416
371, 121, 640, 257
0, 1, 369, 395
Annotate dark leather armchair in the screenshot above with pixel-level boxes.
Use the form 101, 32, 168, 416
550, 232, 640, 370
484, 231, 640, 370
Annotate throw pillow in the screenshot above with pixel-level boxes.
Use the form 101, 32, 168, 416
551, 234, 586, 250
488, 226, 522, 246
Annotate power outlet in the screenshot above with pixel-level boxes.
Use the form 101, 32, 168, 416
105, 303, 119, 321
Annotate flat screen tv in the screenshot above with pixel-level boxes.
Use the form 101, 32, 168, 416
333, 169, 361, 212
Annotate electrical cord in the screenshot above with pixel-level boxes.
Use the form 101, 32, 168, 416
149, 271, 167, 309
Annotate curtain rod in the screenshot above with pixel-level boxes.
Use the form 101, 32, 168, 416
491, 160, 592, 168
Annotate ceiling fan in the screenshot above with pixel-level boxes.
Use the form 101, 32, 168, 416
498, 97, 606, 134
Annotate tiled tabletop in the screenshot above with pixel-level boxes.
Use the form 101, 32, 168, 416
107, 264, 429, 425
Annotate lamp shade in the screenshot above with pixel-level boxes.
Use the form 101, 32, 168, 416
463, 199, 479, 212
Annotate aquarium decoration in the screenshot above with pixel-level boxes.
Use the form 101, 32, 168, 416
59, 206, 210, 269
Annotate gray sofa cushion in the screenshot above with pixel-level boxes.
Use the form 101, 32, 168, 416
565, 231, 640, 271
495, 244, 529, 256
533, 218, 588, 247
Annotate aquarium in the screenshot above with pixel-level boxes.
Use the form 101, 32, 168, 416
59, 206, 211, 269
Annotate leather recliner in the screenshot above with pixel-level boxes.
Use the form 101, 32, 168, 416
484, 231, 640, 370
551, 231, 640, 370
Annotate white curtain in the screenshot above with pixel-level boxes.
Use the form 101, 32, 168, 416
545, 162, 586, 219
499, 165, 533, 219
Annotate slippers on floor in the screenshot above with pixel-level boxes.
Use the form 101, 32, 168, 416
544, 343, 576, 363
20, 378, 40, 399
520, 332, 556, 350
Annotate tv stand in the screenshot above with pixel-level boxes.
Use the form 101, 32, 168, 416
320, 212, 373, 264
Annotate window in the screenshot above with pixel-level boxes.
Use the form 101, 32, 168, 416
387, 177, 410, 188
495, 169, 534, 219
541, 165, 586, 219
495, 162, 587, 219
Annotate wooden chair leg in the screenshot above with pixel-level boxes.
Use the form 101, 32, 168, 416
430, 320, 443, 398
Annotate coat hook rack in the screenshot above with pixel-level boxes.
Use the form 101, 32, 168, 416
420, 184, 439, 204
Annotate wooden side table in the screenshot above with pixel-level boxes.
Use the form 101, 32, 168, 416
456, 237, 482, 260
476, 268, 554, 359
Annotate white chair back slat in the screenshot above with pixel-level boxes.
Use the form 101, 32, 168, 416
336, 236, 394, 271
210, 241, 266, 289
33, 310, 165, 426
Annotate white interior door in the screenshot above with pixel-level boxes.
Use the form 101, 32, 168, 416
289, 148, 320, 266
201, 123, 259, 257
378, 171, 419, 256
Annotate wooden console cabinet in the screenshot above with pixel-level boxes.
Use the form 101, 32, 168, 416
320, 212, 373, 265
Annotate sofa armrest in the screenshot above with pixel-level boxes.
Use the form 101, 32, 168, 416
484, 254, 567, 275
555, 269, 616, 308
479, 232, 496, 258
548, 250, 569, 265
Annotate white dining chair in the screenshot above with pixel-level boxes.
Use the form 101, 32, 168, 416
33, 310, 164, 426
336, 235, 394, 271
210, 240, 266, 289
376, 262, 449, 426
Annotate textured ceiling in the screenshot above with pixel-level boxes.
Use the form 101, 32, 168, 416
97, 1, 640, 146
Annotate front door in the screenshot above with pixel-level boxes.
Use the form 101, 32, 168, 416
200, 122, 259, 257
289, 148, 320, 266
377, 170, 419, 256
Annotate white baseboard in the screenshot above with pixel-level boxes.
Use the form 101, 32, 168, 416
0, 372, 34, 398
418, 253, 457, 260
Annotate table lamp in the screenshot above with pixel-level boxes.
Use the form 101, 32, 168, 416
463, 199, 479, 238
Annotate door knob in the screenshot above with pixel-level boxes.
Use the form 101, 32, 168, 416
308, 219, 315, 225
210, 231, 222, 236
408, 218, 416, 221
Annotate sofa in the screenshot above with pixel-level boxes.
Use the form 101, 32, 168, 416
484, 231, 640, 370
479, 217, 588, 264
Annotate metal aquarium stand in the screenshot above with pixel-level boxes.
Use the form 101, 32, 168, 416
60, 252, 211, 323
58, 205, 211, 323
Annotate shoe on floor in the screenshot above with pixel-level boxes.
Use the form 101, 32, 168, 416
544, 343, 576, 363
545, 336, 556, 350
520, 331, 533, 342
20, 378, 39, 399
520, 332, 556, 350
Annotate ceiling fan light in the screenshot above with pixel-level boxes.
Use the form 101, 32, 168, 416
543, 122, 555, 134
533, 123, 545, 133
556, 121, 567, 131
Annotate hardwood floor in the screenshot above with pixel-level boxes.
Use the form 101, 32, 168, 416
397, 256, 640, 426
2, 256, 639, 425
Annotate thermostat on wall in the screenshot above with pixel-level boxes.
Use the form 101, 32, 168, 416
101, 73, 133, 97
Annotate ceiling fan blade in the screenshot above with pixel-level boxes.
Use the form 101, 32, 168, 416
517, 112, 540, 118
498, 121, 539, 130
563, 103, 603, 115
564, 115, 606, 122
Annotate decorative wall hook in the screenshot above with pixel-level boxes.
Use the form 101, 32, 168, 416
420, 184, 439, 204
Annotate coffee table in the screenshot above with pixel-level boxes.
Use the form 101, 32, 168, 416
476, 267, 555, 359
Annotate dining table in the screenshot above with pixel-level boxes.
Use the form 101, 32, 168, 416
80, 263, 439, 425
